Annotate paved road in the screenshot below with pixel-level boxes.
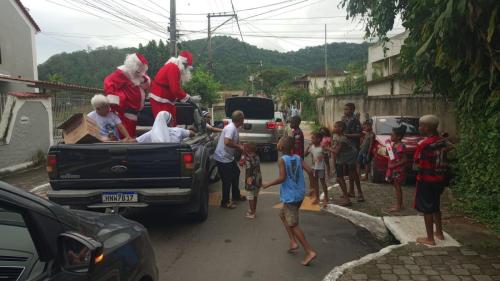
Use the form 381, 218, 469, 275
126, 160, 382, 281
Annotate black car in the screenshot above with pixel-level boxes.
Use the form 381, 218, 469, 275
0, 181, 158, 281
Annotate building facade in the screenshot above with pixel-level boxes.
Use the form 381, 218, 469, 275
292, 69, 348, 95
366, 31, 417, 96
0, 0, 40, 93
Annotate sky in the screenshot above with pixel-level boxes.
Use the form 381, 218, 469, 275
22, 0, 404, 64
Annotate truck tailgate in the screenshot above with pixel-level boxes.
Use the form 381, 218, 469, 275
49, 143, 191, 190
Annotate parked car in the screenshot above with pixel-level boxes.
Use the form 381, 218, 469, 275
47, 102, 216, 221
0, 181, 158, 281
274, 111, 287, 140
223, 96, 279, 161
369, 116, 424, 183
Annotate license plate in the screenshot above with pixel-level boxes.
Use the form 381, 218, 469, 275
102, 192, 138, 203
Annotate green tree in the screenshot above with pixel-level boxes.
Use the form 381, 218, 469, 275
340, 0, 500, 231
184, 68, 221, 106
258, 68, 293, 96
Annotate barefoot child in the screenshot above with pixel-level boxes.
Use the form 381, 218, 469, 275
385, 125, 407, 212
305, 132, 328, 206
328, 121, 362, 206
243, 143, 262, 219
262, 136, 317, 266
414, 115, 452, 246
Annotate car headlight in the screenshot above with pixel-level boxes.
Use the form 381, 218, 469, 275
377, 146, 387, 156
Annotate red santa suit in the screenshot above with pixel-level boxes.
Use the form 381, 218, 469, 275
149, 50, 193, 126
104, 53, 150, 138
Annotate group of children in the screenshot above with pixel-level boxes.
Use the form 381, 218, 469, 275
240, 110, 451, 265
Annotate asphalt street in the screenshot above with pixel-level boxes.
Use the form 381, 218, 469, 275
126, 160, 383, 281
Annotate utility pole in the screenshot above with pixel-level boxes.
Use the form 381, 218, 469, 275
206, 13, 236, 73
169, 0, 176, 57
324, 24, 328, 98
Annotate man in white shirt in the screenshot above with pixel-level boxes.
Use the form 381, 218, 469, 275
214, 110, 246, 208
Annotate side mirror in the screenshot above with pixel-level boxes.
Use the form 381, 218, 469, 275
58, 232, 103, 274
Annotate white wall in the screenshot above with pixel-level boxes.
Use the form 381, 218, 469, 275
0, 0, 38, 92
309, 76, 348, 95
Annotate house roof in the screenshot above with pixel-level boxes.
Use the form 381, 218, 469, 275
308, 68, 347, 77
14, 0, 41, 32
0, 76, 103, 93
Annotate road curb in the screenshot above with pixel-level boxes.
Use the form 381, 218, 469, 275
324, 204, 390, 240
322, 244, 405, 281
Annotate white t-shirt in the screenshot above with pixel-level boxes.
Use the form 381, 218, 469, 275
87, 111, 122, 138
310, 144, 325, 170
214, 122, 239, 163
136, 127, 191, 143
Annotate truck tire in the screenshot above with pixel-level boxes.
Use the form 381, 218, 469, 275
191, 176, 209, 222
370, 161, 385, 183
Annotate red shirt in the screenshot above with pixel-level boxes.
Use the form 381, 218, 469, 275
291, 128, 304, 159
414, 135, 447, 183
103, 69, 149, 112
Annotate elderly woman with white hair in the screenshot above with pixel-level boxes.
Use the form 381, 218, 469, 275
87, 94, 131, 142
135, 111, 195, 143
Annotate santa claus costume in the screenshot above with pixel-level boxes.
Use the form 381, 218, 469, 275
104, 53, 150, 138
149, 50, 193, 126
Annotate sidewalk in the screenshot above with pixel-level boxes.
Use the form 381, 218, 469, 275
323, 180, 500, 281
0, 165, 48, 192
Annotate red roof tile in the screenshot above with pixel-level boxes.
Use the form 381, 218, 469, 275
9, 92, 52, 99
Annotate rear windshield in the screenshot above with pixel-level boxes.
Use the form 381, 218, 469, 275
375, 117, 420, 135
225, 97, 274, 120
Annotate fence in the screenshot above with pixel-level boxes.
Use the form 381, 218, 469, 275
51, 92, 94, 142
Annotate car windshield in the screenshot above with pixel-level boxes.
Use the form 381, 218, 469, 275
375, 117, 420, 135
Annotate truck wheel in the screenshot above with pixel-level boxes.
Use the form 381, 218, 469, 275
370, 161, 385, 183
191, 177, 209, 222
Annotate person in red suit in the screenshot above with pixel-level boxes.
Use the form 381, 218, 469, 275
104, 53, 150, 138
149, 50, 198, 126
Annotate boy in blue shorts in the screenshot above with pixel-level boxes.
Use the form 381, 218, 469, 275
262, 136, 317, 266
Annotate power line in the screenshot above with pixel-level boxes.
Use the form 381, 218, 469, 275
146, 0, 169, 14
229, 0, 249, 60
240, 0, 310, 21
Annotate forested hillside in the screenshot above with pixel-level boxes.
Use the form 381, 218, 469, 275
38, 36, 369, 89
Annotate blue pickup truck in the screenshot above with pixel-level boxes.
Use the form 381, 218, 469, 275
47, 102, 217, 221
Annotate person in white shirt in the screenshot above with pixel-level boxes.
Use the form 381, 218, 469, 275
214, 110, 246, 208
201, 110, 223, 133
87, 94, 131, 142
135, 111, 194, 143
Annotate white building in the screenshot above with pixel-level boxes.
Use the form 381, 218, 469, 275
292, 69, 348, 96
0, 0, 40, 93
366, 31, 416, 96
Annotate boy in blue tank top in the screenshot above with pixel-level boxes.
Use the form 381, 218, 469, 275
262, 136, 317, 266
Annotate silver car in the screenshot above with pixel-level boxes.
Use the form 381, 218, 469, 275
274, 111, 287, 140
223, 96, 279, 161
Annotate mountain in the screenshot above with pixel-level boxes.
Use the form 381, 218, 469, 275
38, 36, 369, 89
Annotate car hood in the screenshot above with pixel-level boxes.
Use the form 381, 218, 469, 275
61, 210, 146, 248
375, 135, 424, 151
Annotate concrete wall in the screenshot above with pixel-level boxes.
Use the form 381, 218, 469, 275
316, 94, 457, 138
0, 95, 52, 173
367, 78, 416, 97
0, 0, 38, 93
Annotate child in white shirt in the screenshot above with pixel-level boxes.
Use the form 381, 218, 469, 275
306, 132, 328, 206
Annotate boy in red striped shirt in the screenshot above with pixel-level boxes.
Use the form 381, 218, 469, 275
414, 115, 452, 246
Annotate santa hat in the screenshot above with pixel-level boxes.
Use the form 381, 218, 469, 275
135, 53, 148, 66
179, 50, 193, 66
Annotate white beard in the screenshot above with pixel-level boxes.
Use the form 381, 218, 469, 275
118, 65, 146, 86
181, 67, 192, 84
166, 57, 192, 84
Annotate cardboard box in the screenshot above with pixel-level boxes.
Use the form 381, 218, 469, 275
58, 113, 102, 144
